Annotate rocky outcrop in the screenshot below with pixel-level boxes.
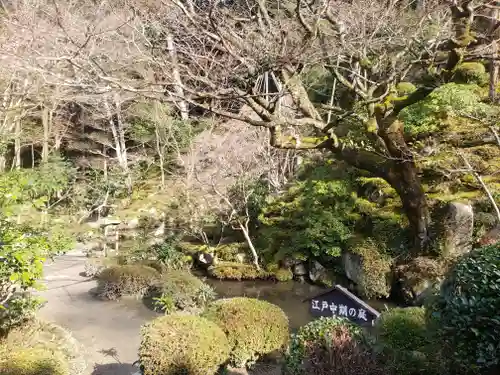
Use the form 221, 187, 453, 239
341, 244, 392, 299
479, 224, 500, 246
433, 202, 474, 256
395, 257, 447, 305
194, 251, 214, 269
309, 261, 334, 287
342, 252, 363, 285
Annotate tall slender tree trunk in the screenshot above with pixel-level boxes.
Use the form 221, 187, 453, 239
488, 7, 499, 102
13, 119, 21, 169
166, 32, 189, 121
41, 107, 50, 163
105, 96, 132, 194
239, 220, 260, 270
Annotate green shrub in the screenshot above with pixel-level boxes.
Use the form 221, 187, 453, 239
0, 294, 42, 336
96, 265, 159, 300
374, 307, 428, 352
273, 268, 294, 282
151, 270, 216, 313
428, 243, 500, 374
0, 347, 69, 375
214, 243, 247, 262
203, 297, 289, 367
372, 307, 438, 375
208, 262, 269, 280
396, 82, 417, 96
453, 62, 488, 85
266, 264, 294, 282
139, 314, 230, 375
285, 317, 373, 375
135, 259, 168, 274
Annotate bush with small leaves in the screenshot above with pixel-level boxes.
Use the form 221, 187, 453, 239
284, 317, 382, 375
139, 314, 230, 375
0, 347, 69, 375
96, 265, 159, 299
427, 243, 500, 374
203, 297, 289, 367
151, 270, 216, 314
208, 262, 269, 280
373, 307, 440, 375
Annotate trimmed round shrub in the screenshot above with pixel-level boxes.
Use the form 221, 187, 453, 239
96, 265, 159, 299
203, 297, 289, 367
428, 243, 500, 373
150, 270, 216, 313
374, 307, 429, 352
139, 314, 230, 375
285, 317, 382, 375
0, 347, 69, 375
453, 62, 488, 85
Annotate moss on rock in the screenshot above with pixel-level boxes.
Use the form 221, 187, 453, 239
453, 62, 488, 85
396, 82, 417, 96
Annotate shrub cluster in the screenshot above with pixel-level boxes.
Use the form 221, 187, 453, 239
428, 243, 500, 374
285, 317, 382, 375
150, 270, 216, 314
139, 314, 230, 375
373, 307, 438, 375
0, 347, 69, 375
208, 262, 268, 280
203, 297, 289, 367
96, 265, 159, 299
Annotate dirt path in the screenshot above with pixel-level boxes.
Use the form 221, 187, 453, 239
38, 251, 159, 375
37, 251, 282, 375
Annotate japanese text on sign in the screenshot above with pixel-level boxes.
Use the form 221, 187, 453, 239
311, 299, 368, 321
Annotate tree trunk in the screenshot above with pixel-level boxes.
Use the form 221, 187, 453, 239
166, 33, 189, 121
105, 97, 132, 194
13, 119, 21, 169
387, 164, 431, 253
239, 221, 260, 270
378, 115, 431, 254
41, 107, 50, 163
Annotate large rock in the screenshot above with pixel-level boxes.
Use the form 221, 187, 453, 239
395, 257, 447, 305
433, 202, 474, 256
479, 224, 500, 247
308, 261, 334, 286
342, 251, 363, 285
341, 246, 392, 298
292, 263, 307, 276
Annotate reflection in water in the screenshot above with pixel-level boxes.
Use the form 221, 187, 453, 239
204, 278, 393, 330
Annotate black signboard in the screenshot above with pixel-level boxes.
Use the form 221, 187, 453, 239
304, 285, 380, 326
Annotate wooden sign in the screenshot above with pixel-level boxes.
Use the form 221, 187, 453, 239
304, 285, 380, 326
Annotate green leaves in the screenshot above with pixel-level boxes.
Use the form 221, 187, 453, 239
428, 243, 500, 373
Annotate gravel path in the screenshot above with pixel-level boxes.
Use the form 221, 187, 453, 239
38, 251, 159, 375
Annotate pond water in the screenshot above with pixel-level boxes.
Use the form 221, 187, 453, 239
203, 278, 394, 330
